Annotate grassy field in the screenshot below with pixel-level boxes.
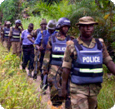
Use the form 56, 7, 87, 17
0, 45, 43, 109
98, 75, 115, 109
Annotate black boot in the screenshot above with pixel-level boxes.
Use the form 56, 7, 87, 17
33, 73, 37, 79
28, 70, 32, 78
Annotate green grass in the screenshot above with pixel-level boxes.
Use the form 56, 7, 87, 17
22, 15, 52, 29
0, 45, 42, 109
98, 75, 115, 109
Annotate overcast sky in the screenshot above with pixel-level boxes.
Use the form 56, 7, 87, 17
111, 0, 115, 4
0, 0, 4, 4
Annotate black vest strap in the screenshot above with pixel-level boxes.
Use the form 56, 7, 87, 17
73, 39, 83, 50
95, 38, 102, 50
52, 34, 56, 42
66, 35, 70, 41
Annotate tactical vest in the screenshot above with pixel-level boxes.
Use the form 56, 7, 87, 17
11, 27, 21, 42
50, 35, 70, 66
3, 27, 10, 38
71, 39, 103, 84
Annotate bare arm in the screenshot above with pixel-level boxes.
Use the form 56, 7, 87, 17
27, 30, 37, 43
105, 60, 115, 75
61, 40, 76, 97
35, 44, 40, 50
100, 39, 115, 75
20, 38, 23, 46
61, 68, 71, 98
28, 37, 35, 43
20, 24, 24, 31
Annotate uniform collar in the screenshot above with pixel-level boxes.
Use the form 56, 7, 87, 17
47, 29, 56, 35
77, 36, 96, 48
55, 32, 67, 41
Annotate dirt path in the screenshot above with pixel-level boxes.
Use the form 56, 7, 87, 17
24, 68, 65, 109
27, 73, 65, 109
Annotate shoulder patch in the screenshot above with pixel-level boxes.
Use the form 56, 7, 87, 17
99, 38, 104, 42
41, 30, 43, 34
66, 40, 74, 46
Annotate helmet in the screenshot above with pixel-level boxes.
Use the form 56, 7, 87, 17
56, 17, 71, 29
15, 19, 21, 24
47, 20, 56, 30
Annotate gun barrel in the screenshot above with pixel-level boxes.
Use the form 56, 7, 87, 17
43, 74, 47, 85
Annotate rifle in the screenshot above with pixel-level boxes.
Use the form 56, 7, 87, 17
42, 74, 48, 91
51, 66, 71, 108
65, 79, 71, 109
7, 39, 11, 51
33, 50, 40, 79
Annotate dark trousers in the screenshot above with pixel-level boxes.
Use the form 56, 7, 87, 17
22, 45, 34, 70
39, 52, 45, 80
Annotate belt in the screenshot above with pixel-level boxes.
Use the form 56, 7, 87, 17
23, 44, 34, 48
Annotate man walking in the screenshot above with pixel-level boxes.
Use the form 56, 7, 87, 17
42, 17, 74, 109
21, 23, 34, 77
33, 20, 57, 80
61, 16, 115, 109
2, 21, 11, 51
8, 19, 23, 56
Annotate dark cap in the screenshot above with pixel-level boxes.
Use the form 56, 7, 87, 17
47, 20, 56, 30
40, 18, 47, 25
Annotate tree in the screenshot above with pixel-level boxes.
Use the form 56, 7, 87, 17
0, 0, 24, 23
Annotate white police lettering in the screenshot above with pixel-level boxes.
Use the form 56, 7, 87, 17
5, 31, 9, 33
54, 47, 66, 51
83, 57, 100, 63
13, 32, 20, 35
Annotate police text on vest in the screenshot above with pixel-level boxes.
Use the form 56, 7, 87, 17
83, 56, 100, 63
54, 47, 66, 51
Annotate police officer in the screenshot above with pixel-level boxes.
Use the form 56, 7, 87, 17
27, 18, 47, 43
27, 18, 47, 77
61, 16, 115, 109
42, 17, 74, 109
34, 20, 57, 80
2, 21, 11, 51
21, 23, 34, 77
8, 19, 23, 56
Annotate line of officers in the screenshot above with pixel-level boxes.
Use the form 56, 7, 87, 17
0, 16, 115, 109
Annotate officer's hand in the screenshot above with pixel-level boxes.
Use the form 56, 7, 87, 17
39, 46, 44, 51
